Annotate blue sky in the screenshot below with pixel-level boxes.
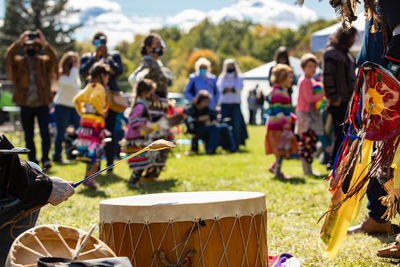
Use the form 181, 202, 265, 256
0, 1, 335, 19
110, 0, 336, 19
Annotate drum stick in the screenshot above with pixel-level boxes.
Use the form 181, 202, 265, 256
0, 148, 30, 154
72, 224, 97, 260
72, 139, 175, 188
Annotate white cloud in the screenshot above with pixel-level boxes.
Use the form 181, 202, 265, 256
166, 9, 207, 32
65, 0, 163, 47
205, 0, 317, 29
65, 0, 317, 47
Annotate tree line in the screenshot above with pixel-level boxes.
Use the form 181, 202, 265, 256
0, 0, 336, 92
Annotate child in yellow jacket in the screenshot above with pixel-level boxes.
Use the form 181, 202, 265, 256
73, 61, 110, 189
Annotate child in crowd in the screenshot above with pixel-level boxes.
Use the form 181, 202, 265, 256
295, 53, 324, 176
73, 61, 110, 189
121, 79, 158, 188
185, 90, 237, 154
265, 64, 298, 179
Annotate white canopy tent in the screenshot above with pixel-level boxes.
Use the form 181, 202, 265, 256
311, 14, 366, 52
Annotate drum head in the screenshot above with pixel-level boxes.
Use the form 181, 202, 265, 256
358, 62, 400, 140
6, 225, 116, 267
100, 191, 266, 224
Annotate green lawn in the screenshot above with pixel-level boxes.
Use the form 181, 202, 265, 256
7, 126, 400, 266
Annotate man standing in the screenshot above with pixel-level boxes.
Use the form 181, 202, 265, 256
5, 30, 58, 169
80, 32, 123, 173
322, 27, 357, 170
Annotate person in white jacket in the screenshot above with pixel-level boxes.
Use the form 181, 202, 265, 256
217, 58, 248, 147
53, 51, 81, 163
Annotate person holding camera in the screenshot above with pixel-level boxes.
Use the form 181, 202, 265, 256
80, 32, 123, 173
5, 29, 58, 170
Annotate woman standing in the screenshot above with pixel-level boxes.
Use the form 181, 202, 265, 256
184, 57, 219, 110
217, 58, 248, 147
268, 46, 297, 103
128, 33, 173, 180
53, 51, 81, 163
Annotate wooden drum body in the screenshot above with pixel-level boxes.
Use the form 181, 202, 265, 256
100, 191, 267, 267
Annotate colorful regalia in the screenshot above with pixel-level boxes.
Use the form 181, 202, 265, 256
265, 86, 298, 156
320, 62, 400, 257
296, 0, 400, 259
121, 99, 152, 172
73, 82, 107, 164
131, 56, 173, 178
313, 82, 327, 110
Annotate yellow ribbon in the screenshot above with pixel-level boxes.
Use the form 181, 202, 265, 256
321, 139, 373, 258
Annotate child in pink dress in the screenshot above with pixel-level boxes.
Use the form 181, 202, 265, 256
121, 79, 157, 187
295, 53, 324, 176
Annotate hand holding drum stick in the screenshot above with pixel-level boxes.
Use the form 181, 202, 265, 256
72, 139, 175, 188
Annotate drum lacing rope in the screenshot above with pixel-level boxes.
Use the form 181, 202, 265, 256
158, 248, 196, 267
237, 215, 250, 266
150, 221, 175, 267
193, 218, 218, 266
253, 213, 267, 265
216, 216, 237, 267
173, 220, 206, 252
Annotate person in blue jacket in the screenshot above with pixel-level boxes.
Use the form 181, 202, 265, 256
184, 57, 219, 110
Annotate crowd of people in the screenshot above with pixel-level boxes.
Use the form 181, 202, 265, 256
263, 27, 358, 179
1, 26, 359, 188
2, 1, 400, 262
3, 29, 252, 192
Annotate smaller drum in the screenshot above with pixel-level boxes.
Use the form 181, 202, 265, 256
6, 225, 116, 267
100, 191, 268, 267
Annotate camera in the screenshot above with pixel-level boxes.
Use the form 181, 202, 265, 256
27, 31, 39, 40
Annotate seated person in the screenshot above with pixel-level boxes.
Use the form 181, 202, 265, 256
185, 90, 237, 154
0, 134, 74, 265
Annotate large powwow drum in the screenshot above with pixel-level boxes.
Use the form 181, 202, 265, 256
99, 191, 268, 267
6, 225, 116, 267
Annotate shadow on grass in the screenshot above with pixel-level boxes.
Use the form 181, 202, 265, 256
308, 173, 330, 180
77, 187, 108, 198
44, 160, 80, 175
374, 234, 396, 245
273, 176, 306, 184
131, 178, 179, 194
236, 148, 250, 154
95, 173, 125, 186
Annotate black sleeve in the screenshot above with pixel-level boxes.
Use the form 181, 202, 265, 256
209, 109, 217, 121
322, 50, 340, 103
80, 53, 96, 78
0, 134, 52, 206
184, 106, 195, 118
108, 52, 123, 76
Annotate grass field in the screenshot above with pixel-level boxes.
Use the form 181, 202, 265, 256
7, 125, 400, 266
